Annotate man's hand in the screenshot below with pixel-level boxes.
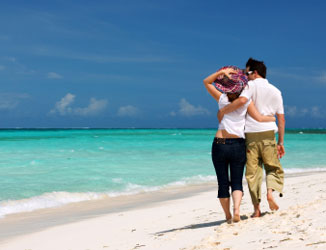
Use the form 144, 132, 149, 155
217, 108, 225, 123
277, 145, 285, 159
276, 113, 285, 159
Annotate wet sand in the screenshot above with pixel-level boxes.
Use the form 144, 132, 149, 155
1, 172, 326, 250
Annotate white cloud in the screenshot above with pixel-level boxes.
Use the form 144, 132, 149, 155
169, 111, 177, 117
301, 108, 309, 116
117, 105, 140, 117
50, 94, 107, 116
268, 69, 303, 80
50, 93, 75, 115
285, 105, 324, 118
33, 46, 171, 64
0, 56, 36, 75
270, 68, 326, 85
0, 93, 30, 110
311, 106, 324, 118
177, 98, 210, 117
5, 57, 16, 63
316, 72, 326, 83
48, 72, 63, 79
74, 98, 108, 116
284, 105, 297, 117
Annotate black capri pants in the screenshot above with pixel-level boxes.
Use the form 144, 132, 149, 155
211, 137, 246, 198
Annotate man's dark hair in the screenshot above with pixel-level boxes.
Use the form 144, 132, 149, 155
246, 58, 267, 78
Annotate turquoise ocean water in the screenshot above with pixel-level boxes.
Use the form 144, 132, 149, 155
0, 128, 325, 218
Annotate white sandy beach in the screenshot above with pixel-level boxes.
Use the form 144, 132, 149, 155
1, 172, 326, 250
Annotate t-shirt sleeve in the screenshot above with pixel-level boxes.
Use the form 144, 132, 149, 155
240, 85, 252, 100
218, 93, 227, 105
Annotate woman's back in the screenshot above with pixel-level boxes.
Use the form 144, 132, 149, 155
217, 94, 250, 138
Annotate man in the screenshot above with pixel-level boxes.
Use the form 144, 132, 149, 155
218, 58, 285, 217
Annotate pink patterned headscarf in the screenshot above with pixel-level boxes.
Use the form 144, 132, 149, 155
214, 66, 248, 94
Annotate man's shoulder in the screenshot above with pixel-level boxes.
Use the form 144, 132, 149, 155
265, 79, 282, 95
247, 80, 255, 86
254, 78, 282, 95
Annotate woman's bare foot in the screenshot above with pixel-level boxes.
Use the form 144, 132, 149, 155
233, 208, 240, 222
225, 214, 232, 224
225, 210, 232, 222
233, 214, 240, 222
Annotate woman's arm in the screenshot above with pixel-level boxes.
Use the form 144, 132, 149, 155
247, 101, 276, 122
203, 68, 235, 102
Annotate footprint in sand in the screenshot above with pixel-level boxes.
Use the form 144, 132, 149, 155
279, 238, 292, 242
132, 244, 146, 249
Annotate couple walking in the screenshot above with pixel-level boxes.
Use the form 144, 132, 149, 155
203, 58, 285, 222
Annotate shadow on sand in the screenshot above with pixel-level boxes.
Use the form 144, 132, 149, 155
154, 219, 226, 235
154, 211, 270, 235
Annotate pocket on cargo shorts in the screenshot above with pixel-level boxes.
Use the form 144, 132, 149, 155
261, 139, 279, 167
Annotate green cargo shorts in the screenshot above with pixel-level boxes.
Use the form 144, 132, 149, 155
245, 130, 284, 205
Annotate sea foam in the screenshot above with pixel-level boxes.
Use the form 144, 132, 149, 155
0, 169, 325, 218
0, 191, 104, 218
0, 175, 215, 218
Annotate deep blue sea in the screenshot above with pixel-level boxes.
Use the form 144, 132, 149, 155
0, 128, 325, 218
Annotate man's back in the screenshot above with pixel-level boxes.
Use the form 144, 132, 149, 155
241, 78, 284, 133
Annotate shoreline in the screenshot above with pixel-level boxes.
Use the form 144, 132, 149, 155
0, 181, 217, 242
1, 170, 326, 247
1, 171, 326, 249
1, 169, 325, 220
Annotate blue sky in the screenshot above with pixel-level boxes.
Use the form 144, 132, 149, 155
1, 0, 326, 128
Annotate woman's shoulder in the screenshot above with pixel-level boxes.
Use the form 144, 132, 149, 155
219, 93, 229, 104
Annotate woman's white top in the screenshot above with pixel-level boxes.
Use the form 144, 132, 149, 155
218, 94, 250, 138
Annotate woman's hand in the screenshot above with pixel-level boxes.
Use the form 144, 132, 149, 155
267, 115, 276, 122
203, 71, 224, 102
217, 109, 225, 123
247, 101, 276, 122
203, 67, 237, 103
218, 68, 237, 78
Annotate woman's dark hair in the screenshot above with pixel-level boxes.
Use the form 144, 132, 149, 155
246, 58, 267, 78
226, 92, 241, 102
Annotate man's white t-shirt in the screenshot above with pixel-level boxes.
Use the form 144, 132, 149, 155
240, 78, 284, 133
218, 94, 250, 138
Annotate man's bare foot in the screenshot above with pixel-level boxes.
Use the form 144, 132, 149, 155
251, 204, 261, 217
251, 210, 261, 218
267, 195, 279, 211
267, 189, 279, 211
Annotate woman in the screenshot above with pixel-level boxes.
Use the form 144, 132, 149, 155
203, 66, 275, 223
